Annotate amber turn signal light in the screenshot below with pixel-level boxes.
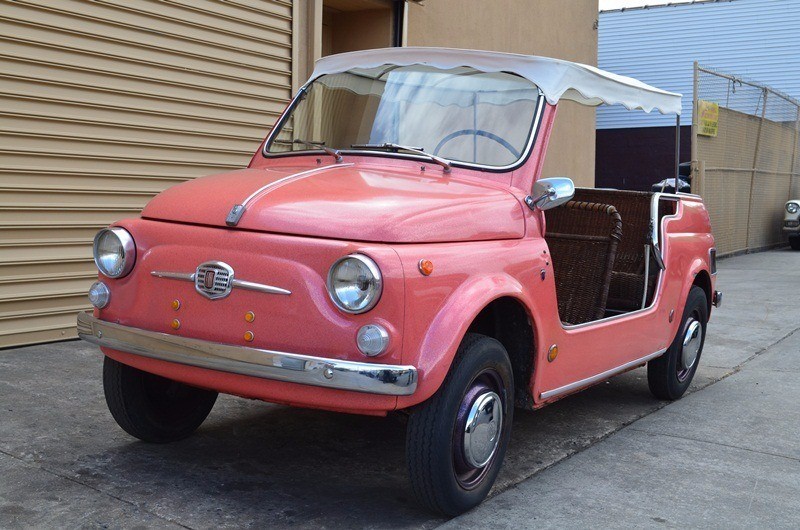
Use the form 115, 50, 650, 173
245, 311, 255, 323
418, 259, 434, 276
171, 319, 181, 330
171, 299, 181, 311
547, 344, 559, 362
244, 331, 254, 342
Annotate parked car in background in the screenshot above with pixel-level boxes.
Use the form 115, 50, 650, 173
77, 48, 721, 516
785, 200, 800, 250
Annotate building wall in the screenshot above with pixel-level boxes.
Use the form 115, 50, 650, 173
1, 0, 598, 347
596, 126, 691, 190
597, 0, 800, 130
406, 0, 599, 188
0, 0, 293, 348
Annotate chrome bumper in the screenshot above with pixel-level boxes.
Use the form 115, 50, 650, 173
77, 312, 417, 396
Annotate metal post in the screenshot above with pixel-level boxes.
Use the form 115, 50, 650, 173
790, 106, 800, 201
744, 87, 768, 250
691, 62, 700, 194
674, 113, 681, 193
698, 159, 706, 200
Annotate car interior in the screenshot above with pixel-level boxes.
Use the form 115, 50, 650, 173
545, 189, 678, 325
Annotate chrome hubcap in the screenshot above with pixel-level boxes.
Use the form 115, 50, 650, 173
681, 319, 702, 372
463, 391, 502, 468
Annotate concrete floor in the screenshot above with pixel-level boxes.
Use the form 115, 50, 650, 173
448, 322, 800, 528
1, 249, 798, 528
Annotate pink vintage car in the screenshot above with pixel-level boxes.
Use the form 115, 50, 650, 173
78, 48, 721, 515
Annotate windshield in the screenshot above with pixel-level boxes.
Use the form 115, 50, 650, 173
265, 64, 542, 168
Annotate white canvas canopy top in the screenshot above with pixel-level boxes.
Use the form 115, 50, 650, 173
310, 47, 682, 115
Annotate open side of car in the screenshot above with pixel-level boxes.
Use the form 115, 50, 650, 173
78, 47, 719, 517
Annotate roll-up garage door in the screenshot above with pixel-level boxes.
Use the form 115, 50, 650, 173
0, 0, 293, 347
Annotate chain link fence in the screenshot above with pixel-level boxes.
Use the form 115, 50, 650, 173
692, 63, 800, 256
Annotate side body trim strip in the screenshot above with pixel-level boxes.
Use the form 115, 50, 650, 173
539, 348, 667, 400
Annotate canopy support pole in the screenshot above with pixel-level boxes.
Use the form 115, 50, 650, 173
674, 114, 681, 194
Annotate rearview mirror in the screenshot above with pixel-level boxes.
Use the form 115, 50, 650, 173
526, 177, 575, 211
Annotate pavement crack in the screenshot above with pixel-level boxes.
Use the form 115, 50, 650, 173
628, 428, 800, 464
0, 447, 194, 529
731, 326, 800, 372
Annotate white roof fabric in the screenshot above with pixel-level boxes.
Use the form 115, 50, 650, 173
310, 47, 682, 115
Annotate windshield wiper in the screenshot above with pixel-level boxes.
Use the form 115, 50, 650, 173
351, 142, 452, 173
293, 139, 343, 163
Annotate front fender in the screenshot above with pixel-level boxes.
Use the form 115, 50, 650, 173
400, 274, 530, 407
393, 238, 549, 409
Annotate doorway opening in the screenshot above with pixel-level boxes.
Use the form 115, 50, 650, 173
322, 0, 403, 56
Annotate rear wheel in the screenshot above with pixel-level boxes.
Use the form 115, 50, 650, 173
789, 236, 800, 250
103, 356, 218, 443
406, 334, 514, 516
648, 286, 708, 400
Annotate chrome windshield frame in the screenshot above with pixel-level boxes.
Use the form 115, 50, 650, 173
261, 74, 546, 174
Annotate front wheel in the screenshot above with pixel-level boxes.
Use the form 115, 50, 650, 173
103, 356, 218, 443
648, 286, 708, 400
789, 236, 800, 250
406, 334, 514, 516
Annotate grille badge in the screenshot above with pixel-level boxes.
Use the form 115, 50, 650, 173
195, 261, 234, 300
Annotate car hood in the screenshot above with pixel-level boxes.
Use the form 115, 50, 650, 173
141, 163, 525, 243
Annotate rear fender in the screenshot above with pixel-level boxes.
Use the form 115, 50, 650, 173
665, 237, 715, 338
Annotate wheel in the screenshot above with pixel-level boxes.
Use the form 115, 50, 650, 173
406, 333, 514, 516
789, 236, 800, 250
103, 356, 218, 443
647, 286, 708, 400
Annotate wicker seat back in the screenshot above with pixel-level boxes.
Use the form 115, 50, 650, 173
545, 201, 623, 325
574, 189, 654, 311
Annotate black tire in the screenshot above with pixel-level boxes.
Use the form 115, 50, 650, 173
406, 333, 514, 517
103, 356, 218, 443
789, 236, 800, 251
648, 286, 708, 400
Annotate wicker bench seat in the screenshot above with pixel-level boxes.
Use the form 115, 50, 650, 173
573, 189, 657, 312
544, 200, 623, 325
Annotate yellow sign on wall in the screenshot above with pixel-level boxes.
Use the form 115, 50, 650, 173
698, 100, 719, 137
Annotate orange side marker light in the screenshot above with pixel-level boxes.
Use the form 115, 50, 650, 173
418, 259, 434, 276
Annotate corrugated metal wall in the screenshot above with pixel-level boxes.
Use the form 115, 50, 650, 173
0, 0, 293, 348
597, 0, 800, 129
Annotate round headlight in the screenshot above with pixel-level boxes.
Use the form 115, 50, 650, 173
787, 202, 799, 214
327, 254, 382, 314
93, 227, 135, 278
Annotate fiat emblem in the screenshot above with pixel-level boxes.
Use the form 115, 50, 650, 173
204, 270, 216, 290
194, 261, 234, 300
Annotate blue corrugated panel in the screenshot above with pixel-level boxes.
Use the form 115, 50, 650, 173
597, 0, 800, 129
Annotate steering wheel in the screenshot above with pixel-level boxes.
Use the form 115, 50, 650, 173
433, 129, 520, 160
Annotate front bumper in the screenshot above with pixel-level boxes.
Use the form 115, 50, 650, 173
77, 312, 417, 396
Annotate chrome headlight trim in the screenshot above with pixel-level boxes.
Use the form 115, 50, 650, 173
326, 254, 383, 314
93, 227, 136, 278
787, 202, 799, 214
